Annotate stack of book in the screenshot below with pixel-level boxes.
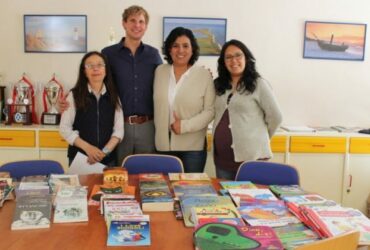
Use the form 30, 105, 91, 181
101, 193, 151, 246
219, 181, 257, 196
269, 184, 307, 198
16, 175, 50, 197
48, 174, 80, 194
139, 173, 174, 212
53, 185, 88, 223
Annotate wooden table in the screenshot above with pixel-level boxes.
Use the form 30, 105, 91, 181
0, 174, 219, 250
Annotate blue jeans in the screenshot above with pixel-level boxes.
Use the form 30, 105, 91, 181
158, 150, 207, 173
216, 167, 237, 180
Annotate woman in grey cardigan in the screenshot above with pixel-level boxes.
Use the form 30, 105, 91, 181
213, 40, 282, 180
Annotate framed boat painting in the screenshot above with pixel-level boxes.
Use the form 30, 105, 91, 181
163, 17, 227, 56
24, 15, 87, 53
303, 21, 367, 61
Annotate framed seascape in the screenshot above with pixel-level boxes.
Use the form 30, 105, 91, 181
303, 21, 367, 61
163, 17, 227, 56
24, 15, 87, 53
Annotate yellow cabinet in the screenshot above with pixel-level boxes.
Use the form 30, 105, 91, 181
349, 137, 370, 153
39, 131, 68, 148
270, 135, 287, 152
290, 136, 346, 153
0, 130, 35, 147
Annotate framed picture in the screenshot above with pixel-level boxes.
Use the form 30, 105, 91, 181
303, 21, 367, 61
163, 17, 227, 56
24, 15, 87, 53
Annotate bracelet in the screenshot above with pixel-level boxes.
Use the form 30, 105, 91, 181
102, 147, 111, 155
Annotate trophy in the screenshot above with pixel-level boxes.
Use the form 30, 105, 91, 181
41, 76, 63, 125
12, 80, 32, 124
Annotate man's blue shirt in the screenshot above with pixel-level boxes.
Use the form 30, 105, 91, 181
102, 38, 162, 116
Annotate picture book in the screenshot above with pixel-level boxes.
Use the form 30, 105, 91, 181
11, 194, 52, 230
168, 172, 210, 181
219, 181, 257, 190
100, 193, 136, 214
269, 185, 307, 197
49, 174, 80, 193
53, 186, 88, 223
103, 200, 143, 228
107, 215, 150, 246
138, 173, 165, 181
180, 195, 234, 227
282, 194, 331, 206
303, 206, 370, 245
191, 203, 241, 226
194, 223, 284, 250
273, 223, 320, 249
228, 188, 278, 207
238, 200, 300, 227
172, 183, 217, 198
88, 184, 135, 206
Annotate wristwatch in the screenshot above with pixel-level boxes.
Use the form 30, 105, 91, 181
102, 147, 111, 155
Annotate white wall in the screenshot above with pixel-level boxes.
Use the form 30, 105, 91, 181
1, 0, 370, 126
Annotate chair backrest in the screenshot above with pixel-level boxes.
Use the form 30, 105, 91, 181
121, 154, 184, 174
0, 160, 64, 180
295, 231, 360, 250
235, 161, 300, 185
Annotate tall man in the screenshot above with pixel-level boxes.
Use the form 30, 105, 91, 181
102, 5, 162, 165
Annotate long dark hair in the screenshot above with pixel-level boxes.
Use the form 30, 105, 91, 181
72, 51, 120, 110
214, 39, 260, 95
162, 27, 199, 65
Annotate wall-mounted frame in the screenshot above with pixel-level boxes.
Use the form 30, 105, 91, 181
24, 15, 87, 53
163, 17, 227, 56
303, 21, 367, 61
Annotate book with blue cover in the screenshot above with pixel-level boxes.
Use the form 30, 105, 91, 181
107, 215, 150, 246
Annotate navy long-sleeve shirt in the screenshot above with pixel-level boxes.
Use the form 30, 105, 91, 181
102, 38, 162, 116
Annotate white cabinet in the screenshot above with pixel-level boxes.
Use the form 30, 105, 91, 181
342, 137, 370, 214
287, 136, 347, 203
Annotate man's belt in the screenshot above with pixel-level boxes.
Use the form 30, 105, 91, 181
124, 115, 153, 125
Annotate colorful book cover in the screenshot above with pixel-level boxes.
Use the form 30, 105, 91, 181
11, 194, 52, 230
180, 195, 234, 227
103, 167, 128, 185
228, 188, 278, 207
273, 223, 320, 249
107, 216, 150, 246
88, 184, 135, 206
194, 223, 283, 249
192, 204, 241, 226
269, 185, 307, 197
197, 217, 246, 227
238, 200, 300, 227
173, 184, 217, 198
220, 181, 257, 190
282, 194, 331, 206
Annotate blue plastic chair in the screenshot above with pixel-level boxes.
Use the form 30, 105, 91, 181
0, 160, 64, 180
235, 161, 300, 185
121, 154, 184, 174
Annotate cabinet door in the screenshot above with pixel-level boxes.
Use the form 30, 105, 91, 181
342, 137, 370, 213
0, 148, 39, 165
270, 135, 288, 163
289, 136, 347, 203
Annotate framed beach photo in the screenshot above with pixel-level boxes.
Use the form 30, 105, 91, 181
163, 17, 227, 56
303, 21, 367, 61
24, 15, 87, 53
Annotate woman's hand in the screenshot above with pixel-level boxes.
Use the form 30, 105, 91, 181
85, 145, 105, 164
58, 95, 70, 113
171, 112, 181, 134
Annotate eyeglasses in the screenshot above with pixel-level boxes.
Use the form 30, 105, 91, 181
224, 53, 244, 62
84, 63, 105, 70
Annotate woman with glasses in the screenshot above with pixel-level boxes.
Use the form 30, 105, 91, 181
60, 51, 123, 166
213, 40, 282, 180
153, 27, 215, 173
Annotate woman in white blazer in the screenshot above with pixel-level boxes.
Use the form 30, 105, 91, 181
153, 27, 215, 172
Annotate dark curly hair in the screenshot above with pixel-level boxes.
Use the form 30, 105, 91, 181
162, 27, 199, 65
214, 39, 260, 96
72, 51, 120, 110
